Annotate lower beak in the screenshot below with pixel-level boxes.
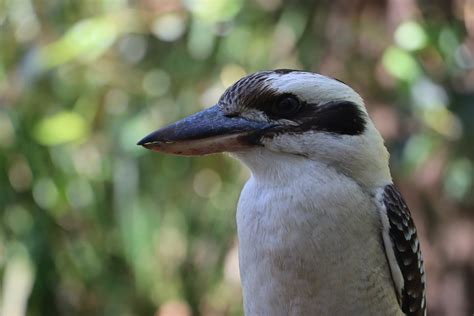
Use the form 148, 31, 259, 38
137, 105, 272, 156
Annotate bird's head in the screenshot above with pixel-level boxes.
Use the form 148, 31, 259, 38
138, 70, 391, 187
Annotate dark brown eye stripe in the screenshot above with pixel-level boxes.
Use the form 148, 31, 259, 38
219, 71, 367, 140
302, 101, 367, 135
257, 101, 367, 141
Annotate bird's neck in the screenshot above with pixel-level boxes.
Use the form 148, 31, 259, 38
233, 149, 315, 184
233, 148, 390, 190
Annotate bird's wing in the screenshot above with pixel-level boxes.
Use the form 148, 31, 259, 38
378, 184, 426, 316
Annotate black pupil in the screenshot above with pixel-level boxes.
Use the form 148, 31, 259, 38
273, 96, 300, 116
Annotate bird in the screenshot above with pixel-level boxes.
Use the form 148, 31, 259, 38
138, 69, 426, 316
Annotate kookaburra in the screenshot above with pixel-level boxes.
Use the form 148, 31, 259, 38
138, 70, 426, 315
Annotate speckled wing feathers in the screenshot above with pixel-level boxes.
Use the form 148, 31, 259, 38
382, 184, 426, 316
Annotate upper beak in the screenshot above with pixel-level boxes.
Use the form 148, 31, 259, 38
137, 105, 272, 156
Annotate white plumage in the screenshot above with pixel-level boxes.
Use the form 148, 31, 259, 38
138, 70, 426, 316
236, 150, 402, 315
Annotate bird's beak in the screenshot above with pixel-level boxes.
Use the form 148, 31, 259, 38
137, 105, 272, 156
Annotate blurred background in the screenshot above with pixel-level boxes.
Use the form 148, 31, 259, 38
0, 0, 473, 315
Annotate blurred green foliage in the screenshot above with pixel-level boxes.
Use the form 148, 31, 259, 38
0, 1, 473, 315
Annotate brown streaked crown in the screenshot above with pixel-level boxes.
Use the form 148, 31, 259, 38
219, 71, 277, 115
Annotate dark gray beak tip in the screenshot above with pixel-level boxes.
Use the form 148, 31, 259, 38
137, 136, 151, 146
137, 130, 164, 147
137, 137, 151, 147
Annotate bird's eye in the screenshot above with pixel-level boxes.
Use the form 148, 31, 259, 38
271, 96, 301, 117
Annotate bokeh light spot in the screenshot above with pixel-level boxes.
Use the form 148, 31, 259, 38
193, 168, 222, 198
118, 34, 147, 64
394, 21, 427, 51
187, 19, 215, 60
411, 77, 448, 111
143, 69, 171, 97
66, 178, 94, 209
1, 245, 34, 316
41, 16, 118, 67
454, 44, 474, 69
104, 88, 129, 115
382, 46, 420, 81
438, 27, 459, 57
34, 111, 88, 146
152, 14, 186, 42
158, 300, 191, 316
403, 134, 437, 171
8, 156, 33, 192
444, 159, 472, 200
32, 178, 59, 210
4, 205, 33, 236
422, 107, 462, 139
156, 226, 187, 266
8, 0, 40, 43
224, 241, 240, 285
15, 15, 40, 43
184, 0, 243, 23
